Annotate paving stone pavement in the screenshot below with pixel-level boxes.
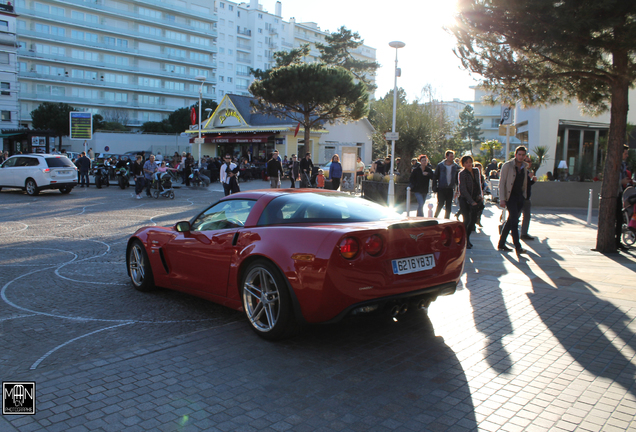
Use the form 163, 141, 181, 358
1, 180, 635, 431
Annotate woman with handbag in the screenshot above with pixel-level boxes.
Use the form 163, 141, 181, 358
458, 155, 483, 249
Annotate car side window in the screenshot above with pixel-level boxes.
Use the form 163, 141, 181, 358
1, 157, 17, 168
191, 199, 256, 232
24, 157, 40, 167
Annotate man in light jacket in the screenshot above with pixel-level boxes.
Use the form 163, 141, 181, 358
498, 146, 529, 255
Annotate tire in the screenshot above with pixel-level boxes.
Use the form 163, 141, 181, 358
240, 259, 299, 340
95, 176, 102, 189
169, 190, 175, 199
128, 240, 155, 292
153, 189, 160, 199
623, 227, 636, 246
118, 178, 126, 189
59, 186, 72, 194
25, 178, 39, 196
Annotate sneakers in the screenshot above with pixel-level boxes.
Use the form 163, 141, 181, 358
520, 234, 535, 240
498, 245, 512, 252
136, 195, 141, 199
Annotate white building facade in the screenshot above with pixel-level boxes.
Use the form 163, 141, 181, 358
0, 2, 19, 129
15, 0, 217, 128
215, 0, 377, 101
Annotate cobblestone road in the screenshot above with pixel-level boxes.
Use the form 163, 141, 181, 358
1, 181, 635, 431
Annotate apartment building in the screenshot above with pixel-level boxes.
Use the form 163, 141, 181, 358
15, 0, 217, 128
215, 0, 377, 100
0, 1, 19, 129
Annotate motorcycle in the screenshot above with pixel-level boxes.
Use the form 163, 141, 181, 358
92, 164, 110, 189
116, 167, 130, 189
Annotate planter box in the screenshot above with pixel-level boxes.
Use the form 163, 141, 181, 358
361, 180, 411, 208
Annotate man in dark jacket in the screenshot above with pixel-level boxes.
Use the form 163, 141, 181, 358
77, 152, 91, 187
266, 152, 284, 188
520, 154, 537, 240
433, 150, 460, 219
289, 154, 300, 188
409, 154, 434, 217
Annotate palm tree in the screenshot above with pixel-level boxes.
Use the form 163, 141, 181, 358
532, 146, 550, 172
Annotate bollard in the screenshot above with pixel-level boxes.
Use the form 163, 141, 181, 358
405, 187, 411, 218
427, 203, 434, 218
587, 188, 593, 225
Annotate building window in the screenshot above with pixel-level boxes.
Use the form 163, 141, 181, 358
1, 111, 11, 121
228, 5, 233, 11
220, 2, 224, 8
0, 53, 9, 64
0, 20, 8, 30
1, 82, 9, 96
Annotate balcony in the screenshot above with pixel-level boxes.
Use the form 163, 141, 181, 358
236, 57, 252, 65
236, 43, 251, 52
237, 28, 252, 37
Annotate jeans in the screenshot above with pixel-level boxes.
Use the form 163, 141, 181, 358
414, 192, 428, 217
521, 198, 532, 236
134, 176, 145, 196
79, 170, 89, 186
499, 193, 524, 250
145, 176, 153, 195
459, 198, 479, 242
332, 178, 341, 191
223, 182, 231, 196
434, 188, 454, 219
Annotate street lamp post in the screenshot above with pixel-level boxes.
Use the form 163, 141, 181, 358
388, 41, 405, 207
195, 75, 206, 163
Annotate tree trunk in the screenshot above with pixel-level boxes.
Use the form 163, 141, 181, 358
303, 113, 311, 159
596, 55, 629, 252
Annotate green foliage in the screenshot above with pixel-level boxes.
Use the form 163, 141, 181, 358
30, 102, 76, 136
93, 114, 104, 130
141, 120, 173, 133
480, 139, 502, 161
457, 106, 483, 154
148, 100, 217, 134
100, 122, 128, 131
532, 145, 550, 171
368, 89, 453, 181
250, 63, 368, 150
251, 45, 311, 80
316, 26, 380, 93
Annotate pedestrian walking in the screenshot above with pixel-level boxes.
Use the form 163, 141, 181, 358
497, 146, 529, 255
458, 155, 483, 249
329, 154, 343, 191
266, 152, 283, 188
220, 153, 239, 196
521, 154, 537, 240
131, 155, 145, 199
616, 144, 633, 251
433, 150, 460, 219
300, 153, 313, 188
289, 154, 300, 188
409, 154, 434, 217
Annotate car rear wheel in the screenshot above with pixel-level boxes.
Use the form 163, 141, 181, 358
241, 259, 298, 340
128, 240, 155, 292
25, 179, 39, 196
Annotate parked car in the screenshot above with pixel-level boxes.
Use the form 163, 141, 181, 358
126, 190, 466, 340
0, 154, 78, 195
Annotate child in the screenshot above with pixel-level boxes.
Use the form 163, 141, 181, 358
316, 169, 325, 189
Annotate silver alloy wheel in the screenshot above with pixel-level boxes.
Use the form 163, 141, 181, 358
25, 179, 37, 195
129, 243, 146, 287
242, 266, 280, 332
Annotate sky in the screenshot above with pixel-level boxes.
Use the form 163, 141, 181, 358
259, 0, 480, 103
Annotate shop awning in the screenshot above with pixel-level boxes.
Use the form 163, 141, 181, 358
189, 133, 273, 144
0, 132, 26, 138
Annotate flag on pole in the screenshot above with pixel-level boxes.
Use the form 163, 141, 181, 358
190, 107, 196, 125
294, 122, 301, 137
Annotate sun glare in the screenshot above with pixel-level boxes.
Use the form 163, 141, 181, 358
423, 0, 459, 28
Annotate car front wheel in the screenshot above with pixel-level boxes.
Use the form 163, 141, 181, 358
25, 179, 39, 196
59, 186, 72, 194
241, 259, 298, 340
128, 240, 155, 292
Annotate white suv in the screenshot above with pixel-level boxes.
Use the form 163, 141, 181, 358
0, 154, 78, 195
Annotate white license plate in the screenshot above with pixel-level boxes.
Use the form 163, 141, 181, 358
392, 254, 435, 275
57, 170, 69, 175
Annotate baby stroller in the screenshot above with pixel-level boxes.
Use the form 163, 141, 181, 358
152, 171, 175, 199
622, 186, 636, 247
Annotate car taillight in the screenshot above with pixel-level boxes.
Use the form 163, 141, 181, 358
364, 234, 383, 256
41, 168, 50, 173
454, 226, 464, 245
440, 227, 452, 247
339, 237, 359, 259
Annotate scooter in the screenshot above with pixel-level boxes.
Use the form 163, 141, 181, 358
116, 167, 130, 189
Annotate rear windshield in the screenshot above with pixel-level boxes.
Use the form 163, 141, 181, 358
46, 157, 76, 168
257, 193, 401, 226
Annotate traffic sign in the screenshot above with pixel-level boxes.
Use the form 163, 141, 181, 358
385, 132, 399, 141
194, 137, 205, 144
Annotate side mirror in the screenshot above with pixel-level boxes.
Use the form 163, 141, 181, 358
175, 221, 191, 233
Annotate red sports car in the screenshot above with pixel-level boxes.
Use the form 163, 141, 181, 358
127, 190, 466, 340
